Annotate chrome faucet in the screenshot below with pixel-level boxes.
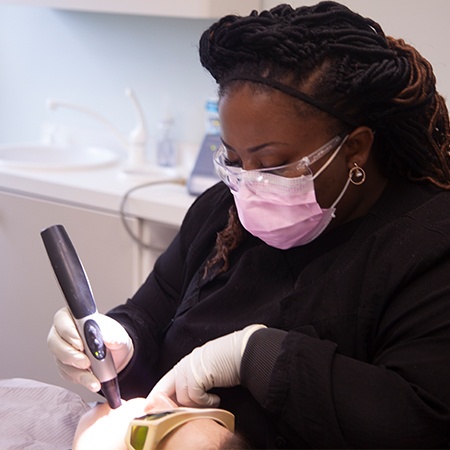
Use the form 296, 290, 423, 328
46, 88, 148, 170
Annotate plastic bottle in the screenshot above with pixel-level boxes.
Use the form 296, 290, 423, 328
205, 98, 220, 135
156, 117, 176, 167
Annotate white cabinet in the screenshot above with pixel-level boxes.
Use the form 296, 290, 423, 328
0, 0, 262, 18
0, 189, 143, 401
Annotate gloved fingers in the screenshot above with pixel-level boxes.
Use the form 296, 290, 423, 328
94, 314, 134, 372
173, 364, 198, 407
47, 324, 90, 370
147, 368, 215, 408
144, 391, 179, 413
148, 369, 177, 400
56, 359, 101, 392
148, 325, 267, 409
109, 345, 134, 373
175, 376, 220, 407
95, 314, 130, 347
162, 356, 217, 407
183, 356, 221, 407
52, 307, 84, 351
198, 392, 221, 408
184, 383, 221, 408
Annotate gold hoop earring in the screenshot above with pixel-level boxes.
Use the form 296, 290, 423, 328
349, 163, 366, 185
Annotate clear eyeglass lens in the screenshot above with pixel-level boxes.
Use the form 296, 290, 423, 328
213, 146, 310, 191
213, 134, 344, 191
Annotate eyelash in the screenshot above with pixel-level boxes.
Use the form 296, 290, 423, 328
224, 156, 290, 171
224, 156, 242, 168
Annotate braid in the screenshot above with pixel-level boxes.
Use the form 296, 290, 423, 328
199, 2, 392, 84
203, 205, 245, 278
369, 37, 450, 187
200, 1, 450, 277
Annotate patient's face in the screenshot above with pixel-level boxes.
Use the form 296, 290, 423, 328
73, 397, 147, 450
73, 393, 233, 450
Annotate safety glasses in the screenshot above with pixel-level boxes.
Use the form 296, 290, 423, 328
125, 407, 235, 450
213, 133, 345, 191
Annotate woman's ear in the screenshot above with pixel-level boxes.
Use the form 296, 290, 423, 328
343, 126, 374, 168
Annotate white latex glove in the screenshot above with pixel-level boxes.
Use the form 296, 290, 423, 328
148, 324, 266, 408
47, 306, 134, 393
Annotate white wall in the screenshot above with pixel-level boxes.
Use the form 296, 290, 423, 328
0, 6, 217, 152
0, 1, 448, 154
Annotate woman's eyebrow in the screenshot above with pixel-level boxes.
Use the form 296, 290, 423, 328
221, 138, 289, 154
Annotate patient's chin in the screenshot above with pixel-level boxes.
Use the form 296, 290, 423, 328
73, 397, 147, 450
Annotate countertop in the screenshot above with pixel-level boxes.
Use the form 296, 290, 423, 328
0, 160, 197, 227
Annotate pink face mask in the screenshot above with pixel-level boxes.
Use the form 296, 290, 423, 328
228, 137, 351, 249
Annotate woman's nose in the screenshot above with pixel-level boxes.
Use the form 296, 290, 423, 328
240, 156, 261, 171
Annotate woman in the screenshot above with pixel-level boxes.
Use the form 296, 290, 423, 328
48, 2, 450, 448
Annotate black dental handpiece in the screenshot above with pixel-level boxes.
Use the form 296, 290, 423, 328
41, 224, 122, 409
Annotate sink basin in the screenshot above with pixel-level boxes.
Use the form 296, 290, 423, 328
0, 144, 120, 170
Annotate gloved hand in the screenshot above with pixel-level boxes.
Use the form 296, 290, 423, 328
148, 324, 266, 408
47, 306, 134, 393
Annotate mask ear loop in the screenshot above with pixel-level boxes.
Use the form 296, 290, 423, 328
312, 135, 349, 180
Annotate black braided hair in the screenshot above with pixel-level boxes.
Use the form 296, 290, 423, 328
200, 1, 450, 277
